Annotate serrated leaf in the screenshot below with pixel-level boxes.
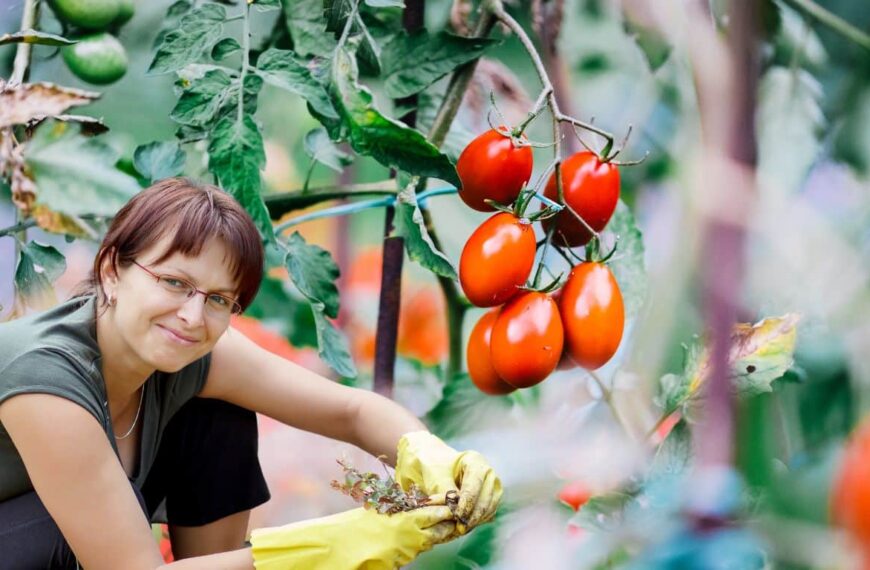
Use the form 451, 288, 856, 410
392, 179, 457, 279
332, 45, 461, 186
605, 199, 647, 318
303, 127, 352, 172
252, 0, 282, 11
170, 69, 234, 127
382, 30, 499, 99
311, 302, 357, 378
133, 141, 186, 182
0, 82, 100, 128
283, 232, 341, 318
23, 122, 140, 217
244, 276, 319, 348
0, 29, 75, 46
255, 49, 338, 120
424, 373, 512, 439
623, 17, 671, 72
207, 114, 274, 242
14, 242, 67, 310
149, 3, 226, 74
757, 67, 824, 196
282, 0, 337, 58
324, 0, 352, 34
211, 37, 241, 60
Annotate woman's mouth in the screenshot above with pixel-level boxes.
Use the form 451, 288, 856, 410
158, 325, 198, 346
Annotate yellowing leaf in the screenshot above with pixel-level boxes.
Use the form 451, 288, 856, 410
687, 313, 800, 397
0, 82, 100, 128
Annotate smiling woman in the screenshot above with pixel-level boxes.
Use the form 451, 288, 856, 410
0, 177, 503, 569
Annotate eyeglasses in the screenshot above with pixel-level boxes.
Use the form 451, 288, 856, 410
130, 260, 242, 318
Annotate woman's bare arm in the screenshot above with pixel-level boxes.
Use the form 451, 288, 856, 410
0, 393, 255, 570
202, 326, 426, 464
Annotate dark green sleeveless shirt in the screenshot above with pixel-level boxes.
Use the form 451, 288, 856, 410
0, 295, 210, 502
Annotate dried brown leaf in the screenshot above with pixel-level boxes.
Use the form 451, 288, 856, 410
0, 82, 100, 129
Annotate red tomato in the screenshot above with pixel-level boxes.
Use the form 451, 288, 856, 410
467, 310, 516, 396
542, 151, 620, 247
833, 418, 870, 552
457, 128, 534, 212
559, 262, 624, 370
551, 288, 577, 370
558, 481, 592, 511
490, 292, 563, 388
459, 212, 536, 308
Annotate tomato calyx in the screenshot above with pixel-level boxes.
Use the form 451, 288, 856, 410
485, 186, 562, 223
577, 124, 648, 166
584, 236, 619, 264
519, 272, 564, 295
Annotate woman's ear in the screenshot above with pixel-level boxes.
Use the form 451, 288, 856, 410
97, 247, 119, 293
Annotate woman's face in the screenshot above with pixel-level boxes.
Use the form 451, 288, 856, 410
103, 233, 239, 373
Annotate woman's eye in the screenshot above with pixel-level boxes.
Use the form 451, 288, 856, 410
209, 295, 230, 307
163, 278, 187, 289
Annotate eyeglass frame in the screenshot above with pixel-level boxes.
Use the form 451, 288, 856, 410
129, 260, 243, 317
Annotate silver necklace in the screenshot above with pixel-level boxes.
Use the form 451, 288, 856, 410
114, 387, 145, 440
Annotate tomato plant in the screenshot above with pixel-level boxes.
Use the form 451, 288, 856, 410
490, 291, 563, 388
456, 128, 533, 212
559, 262, 624, 370
542, 151, 620, 247
49, 0, 123, 30
467, 309, 516, 396
459, 212, 537, 308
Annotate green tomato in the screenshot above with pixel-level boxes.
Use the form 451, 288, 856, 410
62, 33, 128, 85
112, 0, 135, 27
49, 0, 121, 31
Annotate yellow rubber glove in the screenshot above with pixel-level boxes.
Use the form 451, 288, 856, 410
395, 431, 502, 533
250, 505, 455, 570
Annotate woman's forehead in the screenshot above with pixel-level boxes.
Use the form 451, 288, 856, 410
140, 235, 238, 288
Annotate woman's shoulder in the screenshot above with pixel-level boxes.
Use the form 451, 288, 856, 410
0, 295, 99, 372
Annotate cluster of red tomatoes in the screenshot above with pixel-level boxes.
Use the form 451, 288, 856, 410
455, 127, 626, 395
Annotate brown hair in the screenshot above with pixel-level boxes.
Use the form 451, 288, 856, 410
77, 177, 264, 312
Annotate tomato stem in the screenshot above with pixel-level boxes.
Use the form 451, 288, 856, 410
532, 222, 556, 288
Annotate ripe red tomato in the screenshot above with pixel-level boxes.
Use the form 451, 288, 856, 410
558, 481, 592, 511
459, 212, 536, 307
457, 128, 533, 212
542, 151, 619, 247
490, 292, 563, 388
559, 262, 624, 370
467, 310, 516, 396
833, 419, 870, 552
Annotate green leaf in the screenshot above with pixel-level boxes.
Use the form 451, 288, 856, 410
24, 122, 140, 217
283, 232, 341, 318
170, 69, 234, 127
0, 29, 75, 46
649, 419, 692, 480
381, 30, 499, 99
424, 373, 512, 439
416, 91, 475, 163
252, 0, 282, 11
303, 127, 352, 172
211, 37, 241, 60
356, 17, 383, 77
149, 3, 226, 74
244, 276, 319, 349
757, 66, 824, 196
207, 114, 274, 242
281, 0, 337, 58
623, 17, 671, 72
15, 242, 67, 309
133, 141, 186, 182
255, 49, 339, 120
571, 491, 635, 532
605, 199, 647, 318
392, 179, 457, 279
311, 302, 358, 378
331, 45, 461, 186
324, 0, 352, 34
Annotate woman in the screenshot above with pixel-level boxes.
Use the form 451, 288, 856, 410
0, 178, 502, 569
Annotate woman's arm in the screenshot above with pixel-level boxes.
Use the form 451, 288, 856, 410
201, 325, 426, 464
0, 393, 254, 570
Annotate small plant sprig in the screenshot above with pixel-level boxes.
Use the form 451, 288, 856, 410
330, 457, 433, 515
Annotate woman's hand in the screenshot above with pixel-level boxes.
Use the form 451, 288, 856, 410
395, 431, 503, 534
